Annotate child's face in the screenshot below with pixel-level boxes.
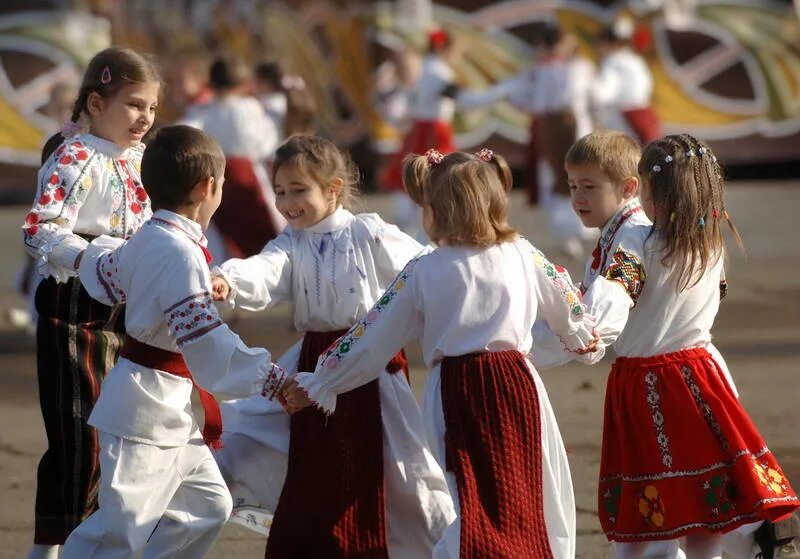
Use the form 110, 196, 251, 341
88, 82, 159, 147
274, 163, 338, 229
567, 163, 630, 229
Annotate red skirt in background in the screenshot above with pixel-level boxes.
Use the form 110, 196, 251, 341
213, 157, 280, 258
622, 107, 661, 145
440, 350, 554, 558
381, 119, 455, 192
266, 330, 407, 559
600, 347, 800, 542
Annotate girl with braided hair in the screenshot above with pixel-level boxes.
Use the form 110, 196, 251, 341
21, 47, 161, 559
593, 133, 799, 558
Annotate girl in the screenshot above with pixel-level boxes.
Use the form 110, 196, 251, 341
190, 55, 284, 258
286, 148, 600, 558
211, 134, 455, 558
21, 47, 160, 559
253, 60, 317, 140
593, 134, 799, 558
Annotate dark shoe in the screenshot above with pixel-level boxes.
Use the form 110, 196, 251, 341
756, 514, 800, 559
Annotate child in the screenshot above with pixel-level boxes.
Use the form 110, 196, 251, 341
587, 133, 798, 557
191, 55, 284, 258
285, 148, 600, 558
211, 134, 455, 558
21, 47, 160, 559
61, 125, 286, 558
253, 60, 317, 140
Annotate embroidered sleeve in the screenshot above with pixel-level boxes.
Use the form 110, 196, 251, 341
95, 250, 126, 304
294, 255, 425, 414
165, 292, 223, 346
22, 140, 95, 281
603, 249, 646, 305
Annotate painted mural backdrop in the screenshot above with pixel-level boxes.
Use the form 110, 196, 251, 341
0, 0, 798, 178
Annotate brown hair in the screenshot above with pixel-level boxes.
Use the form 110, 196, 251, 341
254, 61, 316, 137
402, 150, 517, 247
209, 55, 250, 92
71, 47, 161, 123
565, 130, 641, 184
272, 134, 359, 209
638, 133, 743, 290
141, 125, 225, 211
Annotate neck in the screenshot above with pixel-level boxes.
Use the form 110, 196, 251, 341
171, 203, 203, 228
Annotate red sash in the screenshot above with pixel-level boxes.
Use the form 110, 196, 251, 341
119, 335, 223, 449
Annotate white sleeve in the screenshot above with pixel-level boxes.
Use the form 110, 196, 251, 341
456, 76, 524, 108
358, 214, 425, 284
160, 250, 284, 399
529, 246, 597, 354
294, 257, 425, 413
22, 143, 95, 282
214, 230, 293, 311
591, 59, 623, 107
77, 235, 127, 305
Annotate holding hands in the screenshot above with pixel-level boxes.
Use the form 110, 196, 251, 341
211, 275, 230, 301
278, 377, 313, 414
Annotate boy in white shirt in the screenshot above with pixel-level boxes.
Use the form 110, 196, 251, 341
62, 125, 286, 559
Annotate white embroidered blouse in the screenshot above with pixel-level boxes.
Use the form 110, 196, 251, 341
22, 133, 151, 283
215, 207, 425, 332
293, 237, 597, 413
78, 210, 281, 446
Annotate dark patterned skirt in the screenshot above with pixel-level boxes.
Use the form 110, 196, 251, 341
600, 347, 800, 542
441, 350, 554, 558
33, 276, 125, 544
266, 330, 406, 559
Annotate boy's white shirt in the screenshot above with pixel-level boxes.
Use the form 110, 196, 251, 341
78, 209, 278, 446
22, 133, 152, 283
591, 47, 654, 135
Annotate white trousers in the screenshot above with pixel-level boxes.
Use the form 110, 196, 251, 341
62, 432, 232, 559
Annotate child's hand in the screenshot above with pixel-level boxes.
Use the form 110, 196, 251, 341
211, 276, 230, 301
575, 328, 601, 355
282, 380, 313, 414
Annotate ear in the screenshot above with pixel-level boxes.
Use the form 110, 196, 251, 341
190, 176, 215, 202
86, 91, 105, 117
328, 177, 344, 200
622, 176, 639, 199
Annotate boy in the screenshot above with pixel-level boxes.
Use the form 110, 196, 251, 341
62, 125, 287, 559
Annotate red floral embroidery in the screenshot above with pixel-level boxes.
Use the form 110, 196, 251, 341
53, 187, 66, 201
24, 212, 39, 235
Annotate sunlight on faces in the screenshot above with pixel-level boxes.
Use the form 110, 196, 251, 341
567, 163, 637, 229
87, 82, 160, 147
274, 162, 341, 229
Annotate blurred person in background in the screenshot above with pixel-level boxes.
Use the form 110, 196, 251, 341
253, 60, 317, 141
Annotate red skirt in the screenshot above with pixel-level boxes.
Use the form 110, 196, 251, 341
622, 107, 661, 144
441, 350, 554, 558
599, 347, 799, 542
381, 119, 455, 192
266, 330, 406, 559
213, 157, 280, 258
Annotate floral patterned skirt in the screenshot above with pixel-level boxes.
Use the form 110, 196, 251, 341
599, 347, 799, 542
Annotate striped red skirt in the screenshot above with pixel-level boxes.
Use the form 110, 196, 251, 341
266, 330, 407, 558
600, 347, 800, 542
213, 157, 281, 257
33, 276, 125, 544
441, 350, 554, 558
381, 119, 455, 192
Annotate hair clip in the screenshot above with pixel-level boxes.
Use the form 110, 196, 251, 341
425, 148, 444, 166
712, 209, 719, 218
652, 164, 662, 173
665, 155, 673, 163
698, 216, 706, 228
698, 146, 707, 156
686, 149, 695, 158
474, 148, 493, 162
281, 75, 306, 90
100, 65, 112, 84
712, 155, 717, 163
670, 212, 676, 222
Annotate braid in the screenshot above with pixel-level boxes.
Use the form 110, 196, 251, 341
70, 90, 89, 123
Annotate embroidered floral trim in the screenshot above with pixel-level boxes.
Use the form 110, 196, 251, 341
603, 483, 623, 525
701, 474, 737, 517
260, 363, 288, 401
590, 198, 642, 276
95, 251, 126, 304
753, 458, 790, 495
165, 291, 222, 345
637, 485, 666, 528
681, 365, 730, 451
604, 249, 646, 304
319, 256, 422, 371
531, 247, 584, 319
645, 371, 673, 469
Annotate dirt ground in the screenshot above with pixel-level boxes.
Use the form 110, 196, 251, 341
0, 185, 798, 558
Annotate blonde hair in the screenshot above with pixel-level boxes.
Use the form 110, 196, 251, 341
272, 134, 359, 209
639, 133, 743, 291
565, 130, 641, 183
402, 150, 517, 247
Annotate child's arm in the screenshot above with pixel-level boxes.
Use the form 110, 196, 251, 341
22, 141, 95, 283
212, 230, 293, 310
291, 256, 425, 414
359, 214, 426, 284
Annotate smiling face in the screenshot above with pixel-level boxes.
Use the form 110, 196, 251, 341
88, 81, 160, 147
273, 162, 339, 228
567, 163, 633, 229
